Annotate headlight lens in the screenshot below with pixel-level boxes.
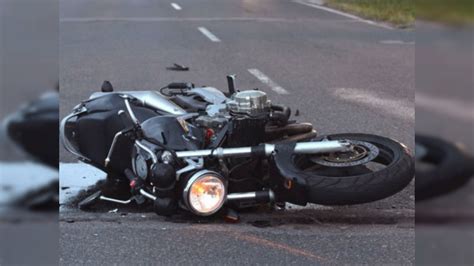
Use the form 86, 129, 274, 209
184, 170, 226, 216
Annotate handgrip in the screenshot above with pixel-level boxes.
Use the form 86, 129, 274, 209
167, 82, 193, 89
226, 75, 236, 95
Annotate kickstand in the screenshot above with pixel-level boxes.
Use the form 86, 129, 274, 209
78, 190, 136, 210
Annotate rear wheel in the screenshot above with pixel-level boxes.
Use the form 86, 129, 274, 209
294, 133, 414, 205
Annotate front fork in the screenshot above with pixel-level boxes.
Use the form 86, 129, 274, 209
174, 140, 352, 159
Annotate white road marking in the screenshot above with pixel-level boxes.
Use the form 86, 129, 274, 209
380, 40, 415, 45
170, 3, 182, 10
59, 162, 106, 207
197, 27, 221, 42
292, 0, 393, 30
330, 88, 414, 121
416, 92, 474, 122
248, 69, 289, 95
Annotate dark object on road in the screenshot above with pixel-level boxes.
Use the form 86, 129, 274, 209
101, 80, 114, 92
250, 220, 272, 228
415, 134, 474, 201
61, 75, 414, 218
166, 63, 190, 71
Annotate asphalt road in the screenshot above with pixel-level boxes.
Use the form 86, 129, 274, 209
415, 21, 474, 265
59, 0, 416, 264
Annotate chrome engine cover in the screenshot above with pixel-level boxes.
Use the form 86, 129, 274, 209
228, 90, 271, 116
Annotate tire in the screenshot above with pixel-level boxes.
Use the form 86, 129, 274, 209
297, 133, 414, 205
415, 134, 474, 201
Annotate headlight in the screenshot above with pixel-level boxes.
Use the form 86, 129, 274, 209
183, 170, 226, 216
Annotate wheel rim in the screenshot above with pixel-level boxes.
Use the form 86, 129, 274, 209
293, 137, 397, 177
310, 140, 379, 167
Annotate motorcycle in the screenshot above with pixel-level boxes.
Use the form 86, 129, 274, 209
61, 76, 414, 217
3, 90, 59, 210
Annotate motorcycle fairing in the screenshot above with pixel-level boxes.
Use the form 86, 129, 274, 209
141, 116, 204, 151
66, 94, 158, 173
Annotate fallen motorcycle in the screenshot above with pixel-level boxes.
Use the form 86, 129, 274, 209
61, 76, 414, 217
4, 90, 59, 210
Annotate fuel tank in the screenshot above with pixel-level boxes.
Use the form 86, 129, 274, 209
90, 91, 186, 115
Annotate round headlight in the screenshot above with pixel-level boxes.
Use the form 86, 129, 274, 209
183, 170, 226, 216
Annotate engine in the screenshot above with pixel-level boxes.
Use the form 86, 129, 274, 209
227, 90, 271, 146
193, 90, 273, 147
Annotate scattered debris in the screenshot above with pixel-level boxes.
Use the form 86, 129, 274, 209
250, 220, 272, 228
65, 219, 75, 223
61, 186, 70, 190
166, 63, 190, 71
108, 208, 119, 213
295, 109, 300, 116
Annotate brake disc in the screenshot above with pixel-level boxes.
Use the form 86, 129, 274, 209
310, 140, 379, 167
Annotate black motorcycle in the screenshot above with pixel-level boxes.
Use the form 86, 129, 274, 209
61, 77, 414, 217
4, 91, 59, 210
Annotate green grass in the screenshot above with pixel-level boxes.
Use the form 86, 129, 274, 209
325, 0, 414, 27
416, 0, 474, 26
325, 0, 474, 27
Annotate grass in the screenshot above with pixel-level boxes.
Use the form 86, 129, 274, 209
325, 0, 414, 28
325, 0, 474, 28
416, 0, 474, 26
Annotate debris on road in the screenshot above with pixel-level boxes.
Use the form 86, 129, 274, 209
166, 63, 190, 71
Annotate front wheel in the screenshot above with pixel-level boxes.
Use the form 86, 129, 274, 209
294, 133, 414, 205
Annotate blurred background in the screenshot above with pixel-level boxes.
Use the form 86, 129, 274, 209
415, 0, 474, 265
0, 0, 59, 264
